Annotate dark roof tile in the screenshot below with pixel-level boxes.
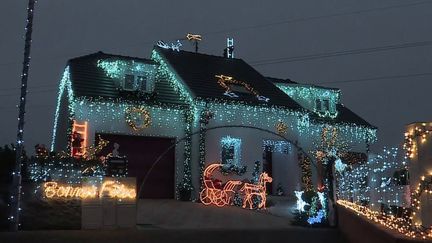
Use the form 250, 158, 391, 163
155, 47, 302, 109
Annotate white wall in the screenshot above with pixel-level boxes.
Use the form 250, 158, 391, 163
72, 100, 188, 189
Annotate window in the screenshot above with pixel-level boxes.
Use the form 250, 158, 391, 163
315, 99, 322, 111
137, 76, 147, 92
323, 99, 330, 111
123, 74, 151, 92
222, 145, 235, 164
124, 74, 136, 91
221, 136, 241, 166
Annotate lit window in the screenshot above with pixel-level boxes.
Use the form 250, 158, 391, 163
221, 136, 241, 166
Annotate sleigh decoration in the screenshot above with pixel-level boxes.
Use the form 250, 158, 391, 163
199, 163, 272, 209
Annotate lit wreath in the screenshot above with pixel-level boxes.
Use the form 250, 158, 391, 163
125, 106, 151, 131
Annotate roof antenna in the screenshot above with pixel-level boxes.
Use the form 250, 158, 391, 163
186, 33, 202, 53
223, 38, 234, 58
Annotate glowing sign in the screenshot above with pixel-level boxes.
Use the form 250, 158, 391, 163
43, 180, 136, 200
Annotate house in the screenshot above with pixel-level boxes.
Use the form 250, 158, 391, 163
51, 46, 377, 200
405, 122, 432, 227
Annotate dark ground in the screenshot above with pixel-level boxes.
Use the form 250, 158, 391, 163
0, 227, 346, 243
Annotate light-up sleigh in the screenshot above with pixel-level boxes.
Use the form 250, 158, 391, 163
199, 163, 242, 207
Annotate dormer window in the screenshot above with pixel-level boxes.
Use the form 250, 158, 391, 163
323, 99, 330, 111
315, 99, 322, 111
138, 76, 147, 91
123, 74, 150, 92
124, 74, 135, 91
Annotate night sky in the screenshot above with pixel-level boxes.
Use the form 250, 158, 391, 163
1, 0, 431, 154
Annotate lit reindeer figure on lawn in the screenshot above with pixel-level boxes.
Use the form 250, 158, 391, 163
240, 172, 272, 209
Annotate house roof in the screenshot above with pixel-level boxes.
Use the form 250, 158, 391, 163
265, 76, 297, 84
65, 49, 374, 128
67, 51, 185, 104
155, 47, 303, 109
67, 52, 152, 98
311, 104, 375, 128
266, 75, 374, 128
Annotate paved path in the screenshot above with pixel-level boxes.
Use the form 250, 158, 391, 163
0, 200, 346, 243
137, 199, 295, 229
0, 228, 345, 243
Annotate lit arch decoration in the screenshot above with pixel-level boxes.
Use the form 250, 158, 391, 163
215, 74, 269, 102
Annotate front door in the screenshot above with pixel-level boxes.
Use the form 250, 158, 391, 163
97, 134, 175, 199
263, 147, 273, 195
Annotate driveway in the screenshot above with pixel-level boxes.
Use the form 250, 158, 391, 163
0, 199, 345, 243
137, 199, 295, 229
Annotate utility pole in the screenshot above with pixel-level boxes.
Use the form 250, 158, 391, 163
10, 0, 37, 231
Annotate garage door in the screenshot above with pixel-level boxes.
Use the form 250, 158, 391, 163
96, 134, 175, 199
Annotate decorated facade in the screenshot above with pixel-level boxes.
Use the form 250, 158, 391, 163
51, 46, 376, 204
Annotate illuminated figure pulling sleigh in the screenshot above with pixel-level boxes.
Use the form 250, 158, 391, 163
200, 163, 272, 209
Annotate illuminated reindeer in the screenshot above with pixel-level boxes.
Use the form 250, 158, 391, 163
240, 172, 272, 209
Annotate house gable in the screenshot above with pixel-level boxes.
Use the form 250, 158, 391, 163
269, 77, 375, 128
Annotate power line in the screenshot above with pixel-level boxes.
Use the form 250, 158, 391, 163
250, 40, 432, 66
1, 1, 431, 68
202, 0, 432, 35
316, 72, 432, 85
